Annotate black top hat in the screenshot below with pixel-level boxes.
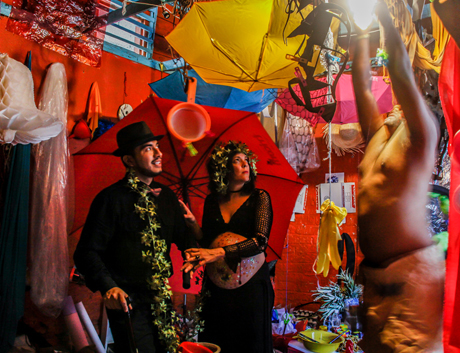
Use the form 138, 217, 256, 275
113, 121, 164, 157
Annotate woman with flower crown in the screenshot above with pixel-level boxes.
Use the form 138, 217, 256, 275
181, 140, 274, 353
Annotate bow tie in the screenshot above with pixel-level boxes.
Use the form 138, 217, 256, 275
149, 187, 162, 197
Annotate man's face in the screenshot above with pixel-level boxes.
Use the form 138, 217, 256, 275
130, 140, 163, 179
384, 106, 403, 131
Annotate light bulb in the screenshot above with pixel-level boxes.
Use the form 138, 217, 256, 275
347, 0, 377, 30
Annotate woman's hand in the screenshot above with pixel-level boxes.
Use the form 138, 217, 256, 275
182, 248, 226, 272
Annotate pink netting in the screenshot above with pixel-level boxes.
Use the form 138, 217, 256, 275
276, 74, 393, 126
276, 77, 329, 126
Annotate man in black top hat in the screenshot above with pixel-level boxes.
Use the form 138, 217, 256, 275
74, 121, 195, 353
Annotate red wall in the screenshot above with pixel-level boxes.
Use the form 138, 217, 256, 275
0, 15, 164, 133
273, 127, 363, 311
0, 12, 362, 346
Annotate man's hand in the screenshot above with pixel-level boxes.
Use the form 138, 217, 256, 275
179, 200, 196, 224
375, 0, 393, 28
179, 199, 203, 240
103, 287, 132, 312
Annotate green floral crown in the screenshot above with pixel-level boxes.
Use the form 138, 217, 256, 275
210, 140, 258, 195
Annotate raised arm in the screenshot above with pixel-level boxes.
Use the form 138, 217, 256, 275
351, 29, 382, 143
376, 2, 439, 150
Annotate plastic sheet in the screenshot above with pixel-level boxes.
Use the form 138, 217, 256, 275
279, 114, 298, 173
280, 114, 320, 174
6, 0, 107, 67
29, 63, 70, 318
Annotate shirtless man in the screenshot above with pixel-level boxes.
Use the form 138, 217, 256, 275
352, 2, 444, 352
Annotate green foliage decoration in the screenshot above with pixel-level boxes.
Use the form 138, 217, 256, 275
209, 141, 258, 195
127, 169, 179, 352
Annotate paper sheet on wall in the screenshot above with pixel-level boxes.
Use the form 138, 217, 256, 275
294, 185, 308, 214
291, 185, 308, 221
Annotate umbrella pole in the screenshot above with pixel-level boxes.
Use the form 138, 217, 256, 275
183, 293, 187, 316
274, 103, 278, 147
329, 121, 332, 201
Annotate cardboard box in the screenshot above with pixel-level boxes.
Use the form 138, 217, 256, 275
287, 339, 315, 352
316, 183, 343, 213
342, 182, 356, 213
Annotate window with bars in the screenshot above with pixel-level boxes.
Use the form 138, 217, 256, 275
102, 0, 158, 63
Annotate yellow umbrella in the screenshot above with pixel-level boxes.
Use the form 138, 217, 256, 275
166, 0, 314, 92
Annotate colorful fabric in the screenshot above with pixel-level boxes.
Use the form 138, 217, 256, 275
6, 0, 106, 67
381, 0, 449, 73
445, 130, 460, 352
0, 144, 30, 352
439, 38, 460, 154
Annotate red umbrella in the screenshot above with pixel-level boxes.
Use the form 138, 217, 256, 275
71, 96, 304, 292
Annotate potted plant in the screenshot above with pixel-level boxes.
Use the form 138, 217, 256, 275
311, 271, 363, 329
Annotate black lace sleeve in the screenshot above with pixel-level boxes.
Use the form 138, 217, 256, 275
223, 189, 273, 271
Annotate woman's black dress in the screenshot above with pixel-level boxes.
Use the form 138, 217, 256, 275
198, 189, 274, 353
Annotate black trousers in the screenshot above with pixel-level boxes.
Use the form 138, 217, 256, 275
106, 301, 166, 353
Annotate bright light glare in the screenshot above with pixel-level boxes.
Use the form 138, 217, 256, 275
347, 0, 377, 30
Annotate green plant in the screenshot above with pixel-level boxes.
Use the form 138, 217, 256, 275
175, 288, 209, 343
311, 271, 363, 322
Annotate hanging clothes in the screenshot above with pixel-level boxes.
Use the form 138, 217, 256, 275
381, 0, 450, 73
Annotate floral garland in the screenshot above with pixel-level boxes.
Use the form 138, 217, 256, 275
209, 140, 258, 195
127, 169, 179, 352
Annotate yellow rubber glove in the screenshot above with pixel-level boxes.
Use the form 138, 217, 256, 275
316, 199, 347, 277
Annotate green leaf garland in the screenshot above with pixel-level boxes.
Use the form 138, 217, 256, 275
209, 141, 258, 195
127, 170, 179, 352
